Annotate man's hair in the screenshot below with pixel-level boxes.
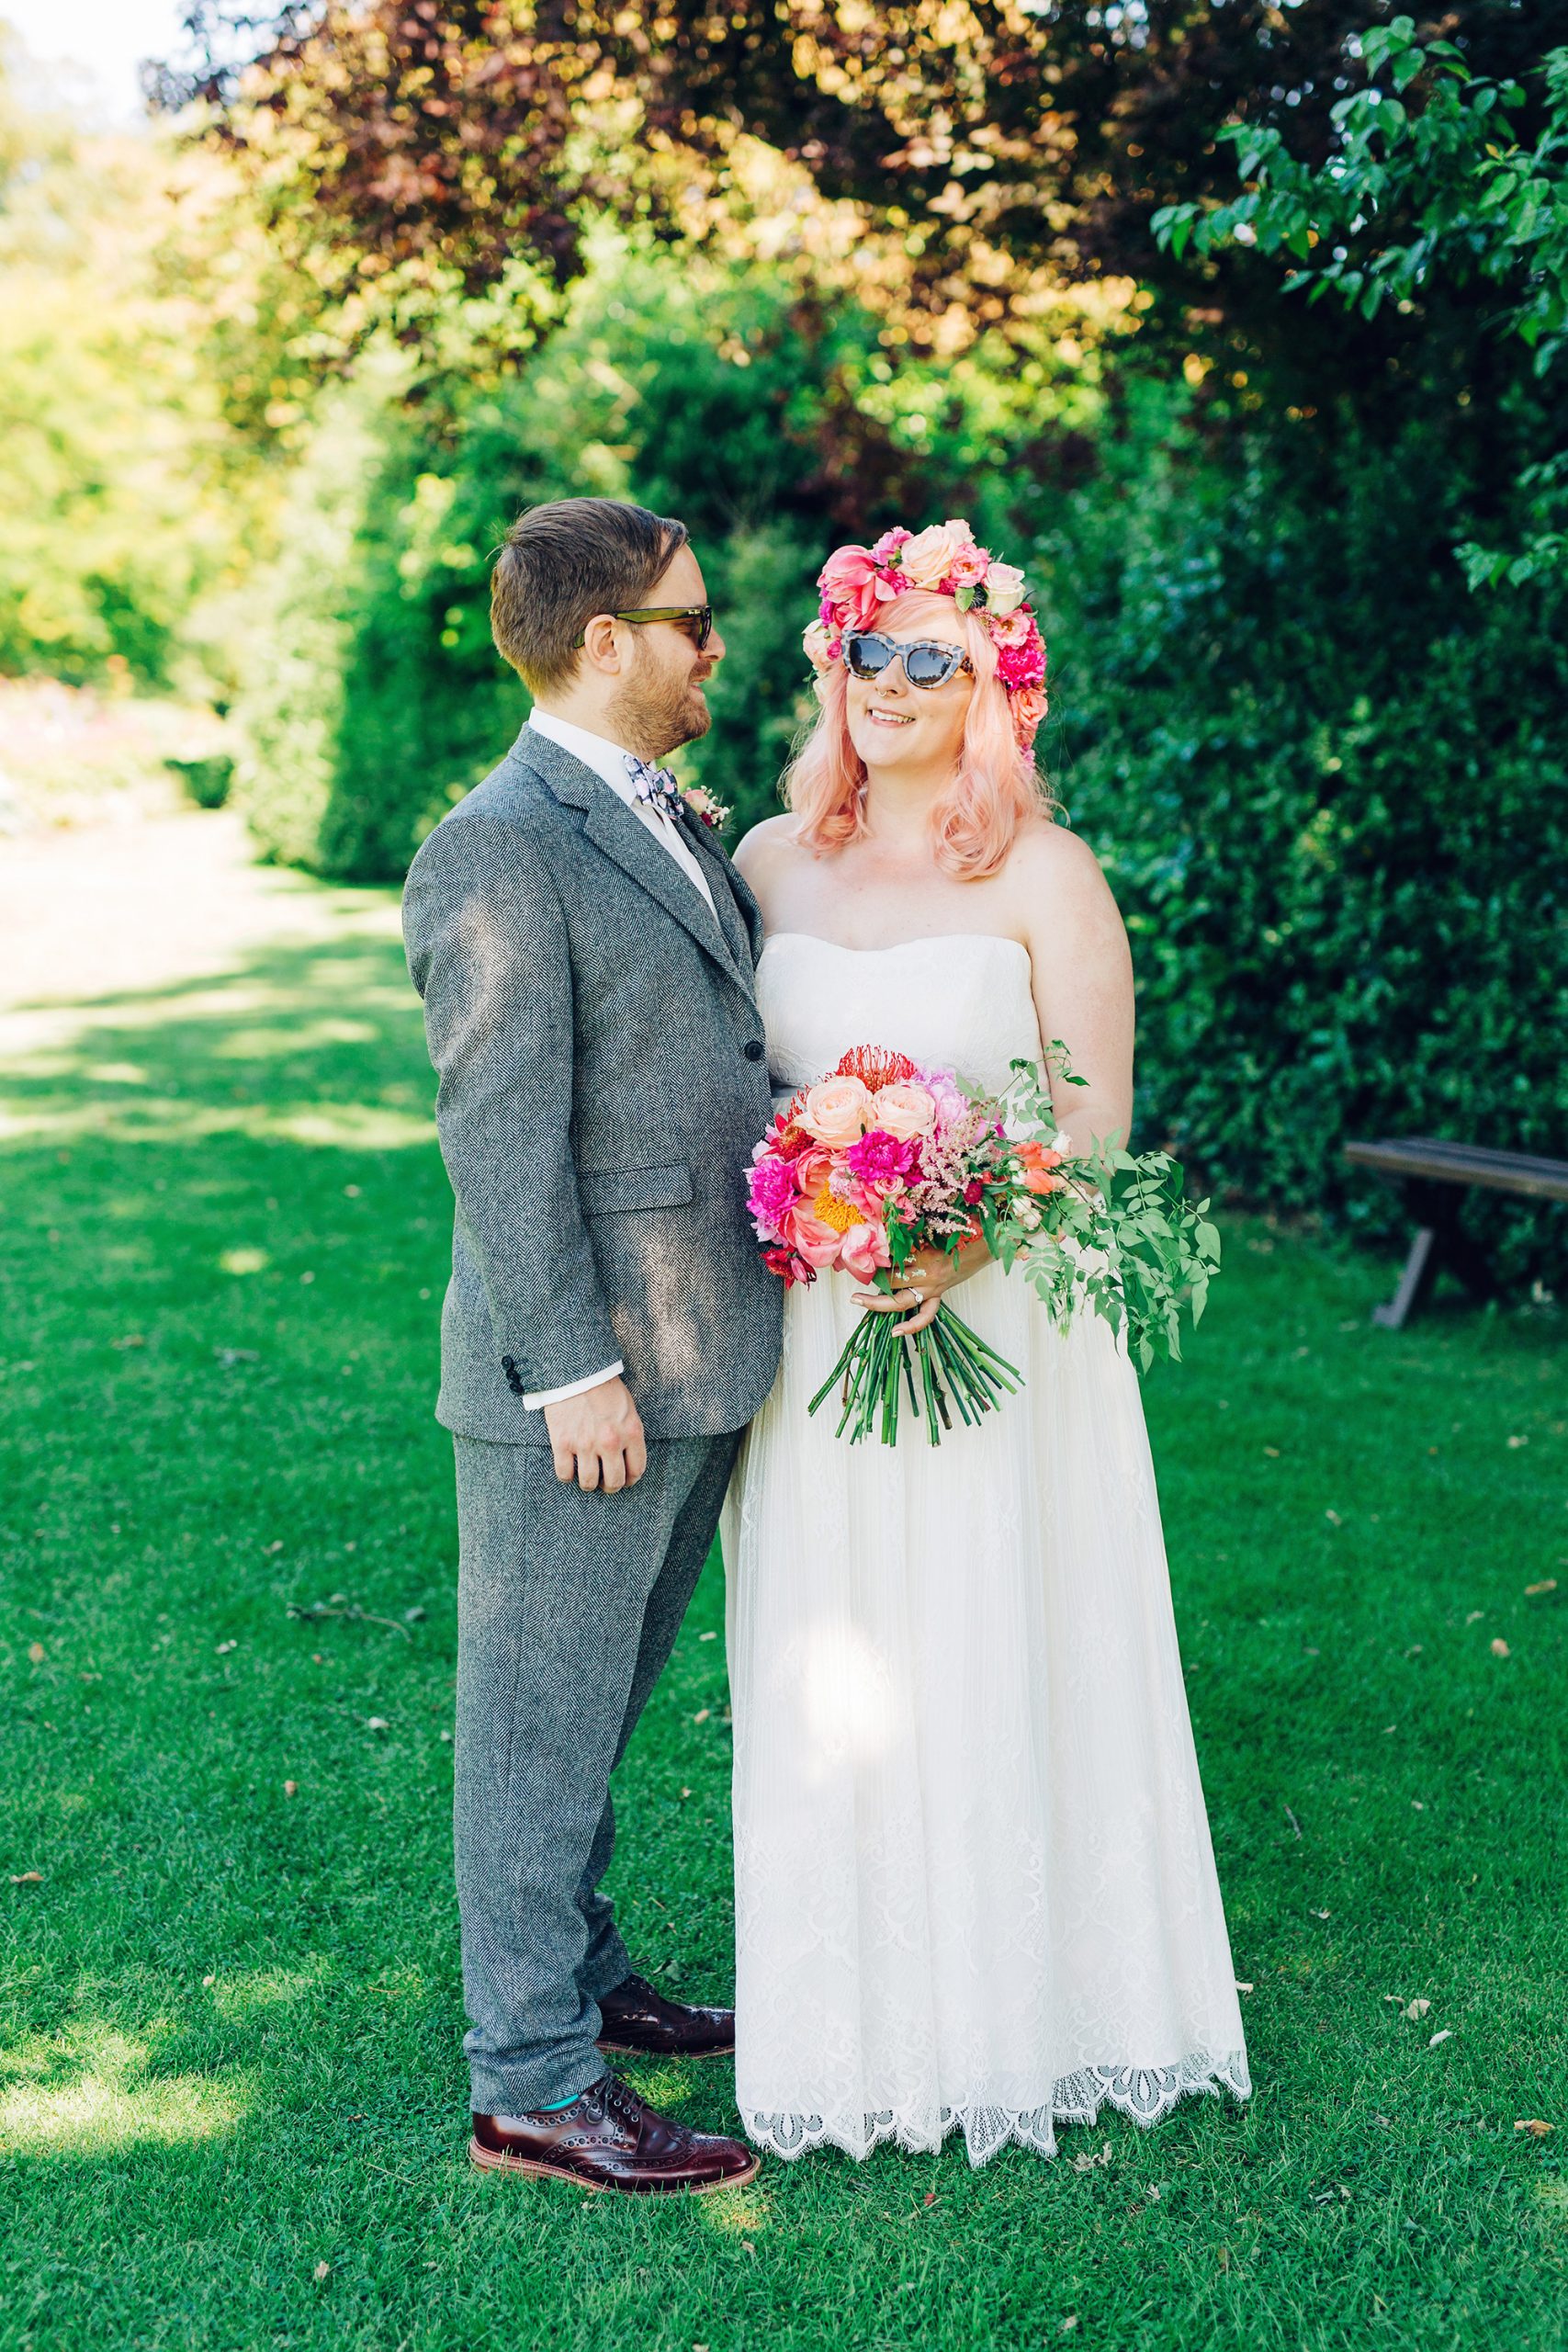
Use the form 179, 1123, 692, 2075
491, 497, 690, 693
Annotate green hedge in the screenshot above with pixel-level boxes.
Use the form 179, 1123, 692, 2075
1041, 407, 1567, 1297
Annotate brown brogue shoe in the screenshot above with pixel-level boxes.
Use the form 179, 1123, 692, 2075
595, 1972, 737, 2058
469, 2074, 758, 2194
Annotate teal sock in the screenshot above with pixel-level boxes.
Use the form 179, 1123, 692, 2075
534, 2091, 581, 2112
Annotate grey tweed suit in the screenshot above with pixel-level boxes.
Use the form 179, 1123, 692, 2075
402, 725, 782, 2112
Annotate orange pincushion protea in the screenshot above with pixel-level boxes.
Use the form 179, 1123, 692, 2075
832, 1045, 919, 1091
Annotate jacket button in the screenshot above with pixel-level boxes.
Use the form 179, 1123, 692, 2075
743, 1038, 765, 1061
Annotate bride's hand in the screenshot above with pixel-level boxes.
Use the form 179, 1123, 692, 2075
853, 1235, 992, 1336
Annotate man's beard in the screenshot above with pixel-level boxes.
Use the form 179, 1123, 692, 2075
608, 663, 713, 762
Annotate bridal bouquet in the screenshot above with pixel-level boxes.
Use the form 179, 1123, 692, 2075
746, 1044, 1221, 1446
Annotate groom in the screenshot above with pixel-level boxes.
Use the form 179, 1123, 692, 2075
402, 496, 782, 2191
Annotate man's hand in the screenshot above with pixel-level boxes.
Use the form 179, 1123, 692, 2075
544, 1376, 648, 1493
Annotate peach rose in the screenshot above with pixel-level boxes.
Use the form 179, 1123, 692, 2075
870, 1080, 937, 1140
984, 560, 1028, 616
796, 1073, 874, 1146
1010, 684, 1048, 743
802, 619, 836, 672
897, 520, 974, 591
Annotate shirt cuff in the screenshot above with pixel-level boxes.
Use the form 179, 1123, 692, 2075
522, 1361, 625, 1411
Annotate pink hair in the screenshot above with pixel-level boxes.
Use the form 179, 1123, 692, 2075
784, 590, 1054, 878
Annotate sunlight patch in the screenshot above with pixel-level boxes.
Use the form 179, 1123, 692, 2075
220, 1247, 270, 1275
211, 1965, 327, 2022
214, 1019, 380, 1057
0, 1101, 433, 1148
697, 2182, 773, 2233
0, 2024, 246, 2155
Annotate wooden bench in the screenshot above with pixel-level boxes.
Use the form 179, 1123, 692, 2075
1343, 1137, 1568, 1328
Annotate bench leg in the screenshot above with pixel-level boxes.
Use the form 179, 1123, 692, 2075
1371, 1182, 1495, 1329
1372, 1225, 1439, 1329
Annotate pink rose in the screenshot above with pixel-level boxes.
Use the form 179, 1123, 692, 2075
983, 560, 1028, 616
897, 520, 974, 591
987, 606, 1032, 649
797, 1074, 873, 1147
1011, 684, 1048, 743
869, 1080, 937, 1140
945, 539, 990, 588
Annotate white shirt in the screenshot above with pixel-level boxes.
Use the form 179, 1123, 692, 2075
519, 709, 717, 1410
526, 708, 717, 916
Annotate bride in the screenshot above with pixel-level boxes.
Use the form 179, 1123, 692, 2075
720, 519, 1250, 2166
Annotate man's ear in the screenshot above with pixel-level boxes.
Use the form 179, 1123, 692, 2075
579, 615, 625, 674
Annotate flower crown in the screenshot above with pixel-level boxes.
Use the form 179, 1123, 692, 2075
803, 518, 1048, 749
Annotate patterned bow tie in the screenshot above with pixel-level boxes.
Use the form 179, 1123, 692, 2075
624, 754, 682, 823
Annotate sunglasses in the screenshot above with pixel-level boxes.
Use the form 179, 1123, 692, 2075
573, 604, 714, 650
842, 631, 974, 690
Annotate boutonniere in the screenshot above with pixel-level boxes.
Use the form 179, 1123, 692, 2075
681, 784, 731, 832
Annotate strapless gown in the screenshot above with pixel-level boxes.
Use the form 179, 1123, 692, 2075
720, 932, 1250, 2166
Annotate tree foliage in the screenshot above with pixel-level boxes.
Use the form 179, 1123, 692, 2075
1156, 19, 1568, 582
0, 34, 310, 688
169, 0, 1568, 382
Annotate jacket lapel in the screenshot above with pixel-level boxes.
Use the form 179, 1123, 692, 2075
513, 732, 756, 1001
678, 809, 760, 969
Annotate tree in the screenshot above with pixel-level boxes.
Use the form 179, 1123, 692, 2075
1154, 19, 1568, 581
164, 0, 1568, 386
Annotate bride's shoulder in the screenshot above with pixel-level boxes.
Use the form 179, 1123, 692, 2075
733, 811, 808, 886
1005, 816, 1114, 900
1004, 820, 1128, 955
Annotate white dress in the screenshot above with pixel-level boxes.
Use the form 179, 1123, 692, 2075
720, 932, 1251, 2167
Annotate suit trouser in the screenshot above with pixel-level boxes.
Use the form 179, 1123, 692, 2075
452, 1428, 743, 2114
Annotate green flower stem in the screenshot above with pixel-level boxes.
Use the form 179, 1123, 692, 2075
807, 1280, 1023, 1447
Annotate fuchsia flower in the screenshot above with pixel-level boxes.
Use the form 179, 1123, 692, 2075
845, 1127, 922, 1189
747, 1152, 804, 1233
996, 634, 1047, 692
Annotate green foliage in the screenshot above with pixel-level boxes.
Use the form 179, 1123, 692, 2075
994, 1052, 1223, 1373
0, 40, 309, 694
1155, 25, 1568, 588
1040, 401, 1568, 1296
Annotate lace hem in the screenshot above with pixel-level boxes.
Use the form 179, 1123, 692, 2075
742, 2050, 1252, 2169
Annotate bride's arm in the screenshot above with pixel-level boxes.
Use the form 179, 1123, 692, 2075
1015, 823, 1134, 1159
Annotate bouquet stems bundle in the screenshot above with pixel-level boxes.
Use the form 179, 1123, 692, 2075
808, 1275, 1022, 1447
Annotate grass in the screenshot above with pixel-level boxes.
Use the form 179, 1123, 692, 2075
2, 861, 1565, 2352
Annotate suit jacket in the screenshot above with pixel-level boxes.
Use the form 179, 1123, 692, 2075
402, 726, 784, 1444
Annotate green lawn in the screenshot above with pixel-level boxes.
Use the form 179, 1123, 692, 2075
3, 872, 1565, 2352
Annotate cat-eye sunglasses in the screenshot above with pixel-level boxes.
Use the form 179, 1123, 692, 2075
842, 631, 974, 690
